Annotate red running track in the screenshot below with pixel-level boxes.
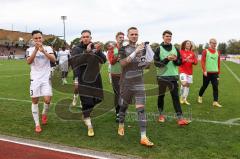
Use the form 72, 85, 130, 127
0, 140, 95, 159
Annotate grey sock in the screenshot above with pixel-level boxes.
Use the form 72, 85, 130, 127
136, 107, 146, 137
119, 103, 128, 124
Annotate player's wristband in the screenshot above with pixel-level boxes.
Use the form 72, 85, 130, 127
129, 51, 136, 59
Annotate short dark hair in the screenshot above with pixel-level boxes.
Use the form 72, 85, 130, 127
81, 30, 91, 35
31, 30, 42, 36
127, 27, 138, 33
116, 32, 124, 38
162, 30, 172, 36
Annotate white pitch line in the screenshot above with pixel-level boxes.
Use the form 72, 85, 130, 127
0, 97, 32, 103
0, 69, 28, 72
193, 118, 240, 126
126, 111, 240, 126
0, 97, 240, 126
223, 62, 240, 83
0, 74, 29, 78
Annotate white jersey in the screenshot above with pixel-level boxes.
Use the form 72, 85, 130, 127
27, 46, 53, 82
58, 50, 70, 64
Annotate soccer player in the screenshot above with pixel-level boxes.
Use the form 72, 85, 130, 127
26, 30, 56, 133
153, 30, 189, 126
179, 40, 198, 105
118, 27, 154, 147
198, 38, 222, 107
57, 46, 70, 85
107, 32, 124, 122
70, 30, 106, 137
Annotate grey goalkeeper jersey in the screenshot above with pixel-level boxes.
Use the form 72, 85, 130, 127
119, 44, 146, 85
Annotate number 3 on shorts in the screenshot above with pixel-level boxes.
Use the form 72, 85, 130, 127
30, 90, 33, 96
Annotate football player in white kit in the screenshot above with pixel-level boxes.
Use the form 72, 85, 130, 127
26, 30, 56, 133
57, 46, 70, 84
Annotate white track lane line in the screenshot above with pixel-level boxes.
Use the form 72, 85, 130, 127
0, 137, 109, 159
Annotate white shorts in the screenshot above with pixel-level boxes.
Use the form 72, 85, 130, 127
30, 80, 52, 98
179, 73, 193, 83
60, 62, 68, 72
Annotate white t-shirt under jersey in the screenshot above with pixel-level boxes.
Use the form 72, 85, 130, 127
27, 46, 53, 82
58, 50, 70, 64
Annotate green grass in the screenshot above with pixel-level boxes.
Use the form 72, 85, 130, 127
223, 61, 240, 77
0, 60, 240, 159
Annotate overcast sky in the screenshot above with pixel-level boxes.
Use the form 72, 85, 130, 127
1, 0, 240, 45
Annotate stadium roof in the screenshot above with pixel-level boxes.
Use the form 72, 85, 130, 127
0, 29, 54, 42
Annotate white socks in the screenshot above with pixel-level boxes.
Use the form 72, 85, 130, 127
181, 86, 190, 100
141, 131, 147, 139
42, 103, 49, 115
32, 103, 39, 126
32, 103, 50, 126
73, 94, 78, 99
84, 117, 93, 129
183, 87, 189, 100
180, 85, 184, 97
